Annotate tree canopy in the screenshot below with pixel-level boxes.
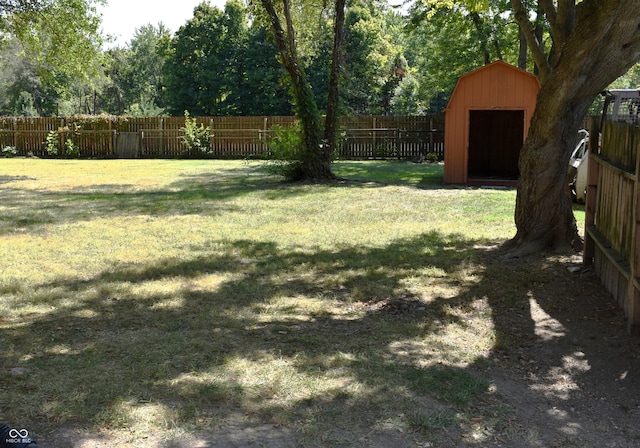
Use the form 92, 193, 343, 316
0, 0, 104, 115
1, 0, 104, 83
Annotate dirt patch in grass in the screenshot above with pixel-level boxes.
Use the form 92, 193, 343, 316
476, 256, 640, 448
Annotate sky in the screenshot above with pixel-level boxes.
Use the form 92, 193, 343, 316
97, 0, 227, 48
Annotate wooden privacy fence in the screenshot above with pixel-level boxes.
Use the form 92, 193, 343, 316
336, 116, 444, 160
584, 117, 640, 332
0, 115, 444, 160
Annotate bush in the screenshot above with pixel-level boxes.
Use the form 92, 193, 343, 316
181, 111, 211, 157
426, 152, 439, 163
263, 123, 305, 181
1, 146, 17, 158
65, 138, 80, 159
45, 130, 60, 156
46, 127, 79, 158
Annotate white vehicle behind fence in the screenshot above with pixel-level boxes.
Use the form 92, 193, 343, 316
569, 129, 590, 203
569, 88, 640, 203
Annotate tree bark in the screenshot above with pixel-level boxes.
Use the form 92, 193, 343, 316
324, 0, 346, 157
470, 12, 491, 65
511, 0, 549, 79
507, 0, 640, 256
506, 74, 591, 255
517, 27, 527, 70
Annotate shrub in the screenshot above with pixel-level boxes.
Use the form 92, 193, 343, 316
1, 146, 17, 158
181, 111, 211, 157
263, 123, 305, 181
426, 152, 439, 163
65, 138, 80, 159
45, 130, 60, 156
46, 127, 79, 158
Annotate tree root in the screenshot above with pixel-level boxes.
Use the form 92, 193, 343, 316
501, 239, 547, 259
501, 235, 581, 259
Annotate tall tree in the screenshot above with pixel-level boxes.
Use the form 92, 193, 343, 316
101, 46, 129, 114
507, 0, 640, 255
342, 0, 394, 114
163, 1, 248, 116
100, 24, 171, 116
323, 0, 346, 156
0, 38, 52, 115
124, 23, 171, 114
228, 25, 293, 115
0, 0, 104, 115
257, 0, 335, 180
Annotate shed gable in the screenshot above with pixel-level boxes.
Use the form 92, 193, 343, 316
445, 60, 540, 112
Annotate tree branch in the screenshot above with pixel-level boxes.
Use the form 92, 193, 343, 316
324, 0, 346, 154
538, 0, 556, 30
469, 11, 491, 64
511, 0, 550, 81
555, 0, 576, 45
282, 0, 297, 64
259, 0, 294, 70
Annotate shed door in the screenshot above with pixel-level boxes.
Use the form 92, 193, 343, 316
468, 110, 524, 180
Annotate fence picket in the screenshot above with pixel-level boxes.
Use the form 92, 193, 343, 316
0, 115, 445, 160
585, 119, 640, 331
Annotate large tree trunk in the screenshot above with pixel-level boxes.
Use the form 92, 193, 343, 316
506, 73, 592, 255
507, 0, 640, 256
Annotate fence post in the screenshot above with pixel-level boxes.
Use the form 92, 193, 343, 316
372, 117, 376, 156
263, 117, 269, 155
59, 125, 65, 157
160, 117, 165, 157
210, 118, 214, 155
429, 117, 434, 155
584, 116, 600, 266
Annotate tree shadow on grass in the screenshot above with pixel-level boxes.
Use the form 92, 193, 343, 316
1, 231, 491, 445
0, 166, 295, 234
3, 227, 637, 447
1, 158, 638, 446
463, 252, 640, 447
0, 175, 35, 185
332, 161, 445, 189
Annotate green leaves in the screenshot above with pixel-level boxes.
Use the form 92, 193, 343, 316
180, 111, 212, 157
5, 0, 104, 85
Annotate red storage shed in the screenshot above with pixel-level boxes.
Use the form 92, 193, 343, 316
444, 61, 540, 186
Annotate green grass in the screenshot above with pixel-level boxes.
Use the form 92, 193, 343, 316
333, 160, 445, 187
0, 159, 584, 446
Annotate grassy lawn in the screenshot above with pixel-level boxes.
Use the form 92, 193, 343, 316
0, 159, 584, 445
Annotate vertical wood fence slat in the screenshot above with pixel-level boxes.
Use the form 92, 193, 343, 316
0, 115, 445, 160
585, 117, 640, 332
